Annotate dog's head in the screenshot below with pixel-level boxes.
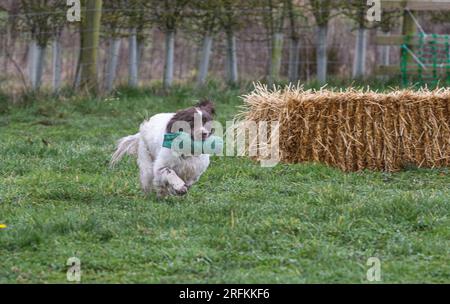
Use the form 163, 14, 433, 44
166, 99, 216, 141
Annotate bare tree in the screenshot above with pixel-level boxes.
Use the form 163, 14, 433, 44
217, 0, 246, 86
122, 0, 149, 88
258, 0, 287, 85
308, 0, 336, 84
190, 0, 221, 87
286, 0, 304, 82
341, 1, 401, 78
0, 1, 21, 83
378, 8, 401, 67
51, 7, 66, 93
19, 0, 66, 90
341, 1, 370, 78
151, 0, 190, 90
78, 0, 103, 93
102, 0, 126, 92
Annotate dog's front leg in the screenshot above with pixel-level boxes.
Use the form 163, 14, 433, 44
153, 150, 188, 197
154, 167, 187, 197
161, 168, 188, 195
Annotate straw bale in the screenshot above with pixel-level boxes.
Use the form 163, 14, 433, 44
238, 84, 450, 172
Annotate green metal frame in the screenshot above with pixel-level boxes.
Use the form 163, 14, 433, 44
401, 33, 450, 87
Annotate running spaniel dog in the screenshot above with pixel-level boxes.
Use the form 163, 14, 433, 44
111, 100, 216, 197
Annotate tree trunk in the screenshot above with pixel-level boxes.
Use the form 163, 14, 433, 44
105, 37, 121, 92
3, 22, 11, 74
288, 37, 300, 83
353, 26, 367, 78
197, 33, 213, 87
268, 32, 284, 85
138, 38, 144, 71
52, 37, 62, 93
382, 45, 390, 66
79, 0, 103, 93
74, 25, 83, 90
74, 58, 82, 90
128, 28, 139, 87
28, 40, 37, 88
226, 30, 238, 85
316, 24, 328, 84
28, 40, 46, 90
163, 30, 175, 90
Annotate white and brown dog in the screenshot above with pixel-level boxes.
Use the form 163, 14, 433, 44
111, 100, 215, 197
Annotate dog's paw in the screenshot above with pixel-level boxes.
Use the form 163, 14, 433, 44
162, 168, 187, 195
175, 185, 188, 196
166, 183, 188, 196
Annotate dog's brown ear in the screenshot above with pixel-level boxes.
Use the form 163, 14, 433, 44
196, 99, 215, 116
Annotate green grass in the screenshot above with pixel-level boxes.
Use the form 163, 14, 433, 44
0, 84, 449, 283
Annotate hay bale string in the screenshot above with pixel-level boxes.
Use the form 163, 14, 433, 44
398, 101, 412, 167
364, 103, 376, 170
323, 97, 338, 166
344, 96, 357, 171
353, 99, 366, 171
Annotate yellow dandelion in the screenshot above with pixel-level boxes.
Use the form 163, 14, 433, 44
0, 224, 7, 229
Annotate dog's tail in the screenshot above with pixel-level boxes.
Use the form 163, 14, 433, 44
110, 133, 140, 167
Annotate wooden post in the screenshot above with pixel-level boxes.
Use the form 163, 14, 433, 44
401, 9, 417, 65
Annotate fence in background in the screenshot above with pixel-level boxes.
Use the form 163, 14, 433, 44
0, 1, 449, 96
0, 9, 351, 95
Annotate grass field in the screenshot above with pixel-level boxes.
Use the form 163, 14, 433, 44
0, 84, 449, 283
